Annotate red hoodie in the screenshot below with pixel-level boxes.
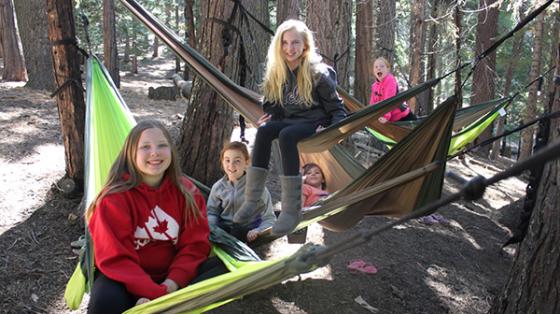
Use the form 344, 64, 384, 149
369, 73, 410, 122
89, 176, 210, 300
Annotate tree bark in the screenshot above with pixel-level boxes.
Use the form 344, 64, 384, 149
471, 0, 500, 157
373, 0, 395, 64
277, 0, 300, 24
354, 0, 374, 104
178, 0, 238, 186
419, 0, 441, 115
519, 8, 545, 160
490, 20, 526, 160
307, 0, 352, 89
0, 0, 27, 81
183, 0, 196, 80
46, 0, 86, 189
13, 0, 55, 89
103, 0, 120, 88
238, 0, 269, 93
408, 0, 426, 113
489, 38, 560, 314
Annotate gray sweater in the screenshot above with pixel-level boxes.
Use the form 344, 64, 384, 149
206, 174, 276, 232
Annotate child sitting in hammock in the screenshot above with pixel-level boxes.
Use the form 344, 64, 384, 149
207, 141, 276, 242
369, 57, 416, 123
86, 120, 218, 313
302, 163, 330, 208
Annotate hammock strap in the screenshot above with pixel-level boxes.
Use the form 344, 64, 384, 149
309, 139, 560, 263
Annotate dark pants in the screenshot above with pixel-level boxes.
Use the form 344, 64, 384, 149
87, 257, 228, 314
400, 111, 417, 121
252, 120, 317, 175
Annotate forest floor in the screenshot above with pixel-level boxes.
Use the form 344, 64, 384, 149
0, 56, 528, 314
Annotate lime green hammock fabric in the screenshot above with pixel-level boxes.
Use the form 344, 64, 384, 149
65, 56, 329, 313
66, 50, 456, 312
339, 87, 511, 155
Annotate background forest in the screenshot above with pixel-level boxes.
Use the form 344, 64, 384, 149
0, 0, 559, 313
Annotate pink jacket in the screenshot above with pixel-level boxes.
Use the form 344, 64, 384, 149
369, 73, 410, 122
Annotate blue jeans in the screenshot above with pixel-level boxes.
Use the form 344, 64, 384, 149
252, 120, 318, 175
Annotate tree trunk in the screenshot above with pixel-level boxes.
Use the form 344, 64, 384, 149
277, 0, 300, 24
178, 0, 238, 186
307, 0, 352, 89
46, 0, 86, 190
238, 0, 269, 93
490, 20, 526, 160
13, 0, 55, 89
373, 0, 395, 64
470, 0, 500, 157
0, 0, 27, 81
453, 1, 462, 109
152, 36, 160, 58
183, 0, 196, 80
489, 39, 560, 313
408, 0, 425, 113
519, 8, 545, 160
175, 3, 181, 73
103, 0, 119, 88
354, 0, 374, 104
420, 0, 441, 115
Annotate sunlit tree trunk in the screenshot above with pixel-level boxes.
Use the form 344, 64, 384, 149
0, 0, 27, 81
13, 0, 54, 89
178, 0, 238, 185
46, 0, 85, 190
307, 0, 352, 89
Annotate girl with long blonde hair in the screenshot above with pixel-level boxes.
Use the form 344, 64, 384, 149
233, 19, 346, 236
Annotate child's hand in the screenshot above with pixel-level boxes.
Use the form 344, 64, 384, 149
378, 117, 388, 124
162, 278, 179, 293
315, 125, 325, 133
246, 229, 260, 242
136, 297, 150, 305
258, 113, 271, 126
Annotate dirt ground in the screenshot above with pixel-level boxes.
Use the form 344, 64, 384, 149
0, 57, 528, 314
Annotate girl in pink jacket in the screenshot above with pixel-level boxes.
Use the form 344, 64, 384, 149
369, 57, 415, 123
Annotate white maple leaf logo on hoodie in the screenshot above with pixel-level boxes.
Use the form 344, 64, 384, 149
134, 205, 179, 249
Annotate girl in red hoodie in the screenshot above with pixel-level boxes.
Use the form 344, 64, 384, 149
369, 57, 415, 123
86, 120, 212, 313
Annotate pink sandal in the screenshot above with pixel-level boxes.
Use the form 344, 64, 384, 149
347, 259, 378, 274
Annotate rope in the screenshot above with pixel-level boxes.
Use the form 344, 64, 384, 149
309, 139, 560, 263
50, 79, 84, 98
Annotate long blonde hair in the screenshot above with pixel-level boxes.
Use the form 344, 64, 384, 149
85, 120, 199, 222
262, 19, 323, 107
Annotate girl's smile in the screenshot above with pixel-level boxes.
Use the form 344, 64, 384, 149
135, 128, 171, 187
282, 29, 306, 70
222, 149, 249, 183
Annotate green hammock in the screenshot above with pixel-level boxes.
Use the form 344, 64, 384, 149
365, 98, 510, 155
339, 86, 511, 155
66, 50, 457, 312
